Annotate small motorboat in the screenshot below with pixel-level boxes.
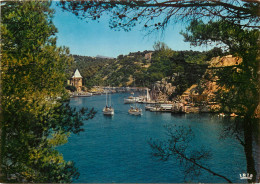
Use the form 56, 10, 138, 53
128, 106, 142, 116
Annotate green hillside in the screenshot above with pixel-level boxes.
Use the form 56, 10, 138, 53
69, 46, 225, 95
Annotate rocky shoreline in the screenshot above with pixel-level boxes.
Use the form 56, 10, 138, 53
68, 55, 257, 116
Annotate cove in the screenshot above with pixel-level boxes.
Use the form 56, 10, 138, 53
58, 93, 246, 183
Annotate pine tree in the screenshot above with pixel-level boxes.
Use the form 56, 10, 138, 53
1, 1, 95, 182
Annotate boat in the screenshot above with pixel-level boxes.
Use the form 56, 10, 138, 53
77, 92, 92, 97
142, 88, 152, 103
145, 104, 156, 110
103, 90, 114, 116
92, 92, 102, 95
149, 104, 162, 112
124, 96, 139, 104
128, 78, 142, 115
70, 92, 92, 97
103, 106, 114, 115
138, 88, 156, 104
149, 104, 173, 112
128, 106, 142, 115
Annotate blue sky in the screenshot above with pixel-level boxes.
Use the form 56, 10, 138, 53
51, 2, 208, 58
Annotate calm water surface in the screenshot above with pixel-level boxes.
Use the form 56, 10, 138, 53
59, 93, 246, 183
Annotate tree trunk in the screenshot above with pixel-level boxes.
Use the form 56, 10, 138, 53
0, 65, 2, 181
255, 29, 260, 119
256, 26, 260, 183
243, 118, 257, 182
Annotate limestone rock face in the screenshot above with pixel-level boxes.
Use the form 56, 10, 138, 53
150, 79, 176, 101
150, 55, 244, 105
209, 55, 242, 68
202, 56, 242, 95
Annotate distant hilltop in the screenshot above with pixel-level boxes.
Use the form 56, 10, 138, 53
70, 48, 226, 91
96, 55, 115, 59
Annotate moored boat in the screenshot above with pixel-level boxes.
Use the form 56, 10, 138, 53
127, 78, 142, 115
148, 104, 173, 112
103, 106, 114, 115
128, 106, 142, 115
145, 104, 156, 110
77, 93, 93, 97
103, 90, 114, 116
124, 96, 139, 104
71, 92, 93, 97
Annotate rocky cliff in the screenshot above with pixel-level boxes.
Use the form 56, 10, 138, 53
200, 55, 242, 96
150, 78, 176, 102
151, 55, 242, 103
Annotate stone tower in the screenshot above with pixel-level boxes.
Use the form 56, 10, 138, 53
70, 69, 83, 92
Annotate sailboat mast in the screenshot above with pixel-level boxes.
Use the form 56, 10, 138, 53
109, 91, 111, 107
146, 88, 150, 102
133, 77, 136, 108
106, 90, 108, 106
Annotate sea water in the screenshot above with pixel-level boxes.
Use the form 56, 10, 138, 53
58, 93, 247, 183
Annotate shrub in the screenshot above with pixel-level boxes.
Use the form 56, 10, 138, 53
65, 85, 77, 92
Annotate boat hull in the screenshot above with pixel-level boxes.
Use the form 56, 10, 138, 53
124, 99, 136, 104
128, 109, 142, 116
124, 96, 140, 104
103, 108, 114, 116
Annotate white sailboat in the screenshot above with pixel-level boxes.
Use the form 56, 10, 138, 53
146, 88, 151, 102
103, 90, 114, 116
128, 80, 142, 115
141, 88, 151, 103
